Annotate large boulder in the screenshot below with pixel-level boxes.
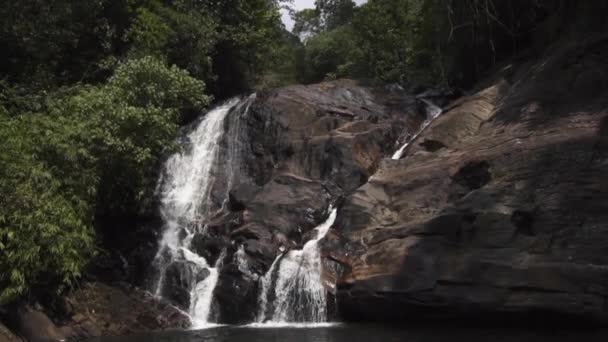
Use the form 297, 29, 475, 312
327, 36, 608, 324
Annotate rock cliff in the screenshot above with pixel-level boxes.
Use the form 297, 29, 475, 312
160, 35, 608, 325
210, 80, 427, 323
328, 36, 608, 324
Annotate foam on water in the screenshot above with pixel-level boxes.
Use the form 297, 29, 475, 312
245, 322, 343, 329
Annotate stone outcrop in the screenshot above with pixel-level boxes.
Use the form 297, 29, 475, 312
62, 282, 189, 338
210, 80, 427, 323
3, 283, 189, 341
325, 36, 608, 324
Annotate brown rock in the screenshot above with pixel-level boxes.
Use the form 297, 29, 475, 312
62, 282, 189, 338
331, 36, 608, 324
80, 321, 102, 337
0, 322, 23, 342
71, 313, 87, 324
210, 79, 426, 323
15, 305, 67, 342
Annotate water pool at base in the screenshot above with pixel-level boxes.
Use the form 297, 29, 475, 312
89, 324, 608, 342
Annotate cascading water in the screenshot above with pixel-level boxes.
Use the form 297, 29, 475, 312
255, 254, 282, 322
152, 93, 339, 327
392, 99, 443, 160
257, 208, 338, 324
152, 97, 245, 328
184, 248, 226, 328
223, 93, 256, 209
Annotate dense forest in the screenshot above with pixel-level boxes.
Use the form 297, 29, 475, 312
0, 0, 605, 310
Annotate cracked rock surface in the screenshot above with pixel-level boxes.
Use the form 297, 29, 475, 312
325, 37, 608, 324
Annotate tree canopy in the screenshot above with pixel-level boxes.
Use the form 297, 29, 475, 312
0, 0, 294, 304
292, 0, 608, 88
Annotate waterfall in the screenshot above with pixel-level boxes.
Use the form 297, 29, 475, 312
151, 93, 339, 327
223, 93, 256, 208
256, 255, 281, 321
392, 99, 443, 160
152, 97, 246, 328
257, 208, 338, 323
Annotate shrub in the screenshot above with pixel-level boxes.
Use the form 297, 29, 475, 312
0, 57, 210, 303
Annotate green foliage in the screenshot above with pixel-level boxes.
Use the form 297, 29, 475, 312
0, 0, 125, 86
256, 30, 305, 90
0, 0, 292, 304
129, 6, 175, 54
0, 112, 95, 304
0, 57, 209, 303
293, 8, 321, 38
107, 56, 210, 118
350, 0, 438, 86
125, 0, 294, 97
316, 0, 356, 31
295, 0, 602, 88
294, 0, 439, 85
126, 0, 217, 82
298, 27, 357, 83
0, 0, 289, 96
206, 0, 289, 96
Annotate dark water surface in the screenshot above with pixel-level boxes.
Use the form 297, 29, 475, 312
90, 324, 608, 342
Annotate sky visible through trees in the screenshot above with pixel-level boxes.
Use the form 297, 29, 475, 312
282, 0, 367, 30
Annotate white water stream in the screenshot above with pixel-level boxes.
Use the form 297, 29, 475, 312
392, 99, 443, 160
153, 98, 243, 328
257, 208, 338, 323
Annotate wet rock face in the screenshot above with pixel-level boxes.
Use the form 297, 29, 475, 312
210, 80, 425, 323
214, 263, 259, 324
330, 37, 608, 324
191, 234, 226, 266
161, 261, 211, 309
